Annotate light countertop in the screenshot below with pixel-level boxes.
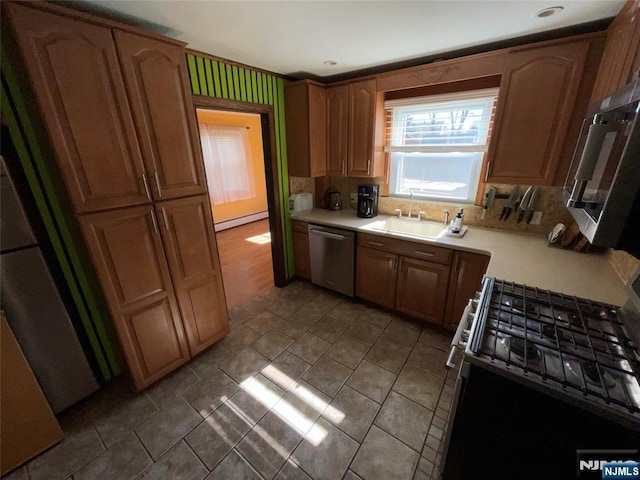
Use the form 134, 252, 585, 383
291, 209, 627, 306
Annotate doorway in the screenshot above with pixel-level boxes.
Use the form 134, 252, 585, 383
195, 106, 280, 309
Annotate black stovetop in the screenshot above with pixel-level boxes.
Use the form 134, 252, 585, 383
468, 278, 640, 425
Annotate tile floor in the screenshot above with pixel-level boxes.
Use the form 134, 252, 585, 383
4, 281, 456, 480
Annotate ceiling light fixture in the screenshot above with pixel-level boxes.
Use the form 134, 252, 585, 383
323, 60, 337, 66
536, 6, 564, 18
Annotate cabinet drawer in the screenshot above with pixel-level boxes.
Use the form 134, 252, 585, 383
358, 232, 452, 265
292, 220, 309, 233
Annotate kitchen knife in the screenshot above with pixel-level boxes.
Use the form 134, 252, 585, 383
505, 187, 522, 221
500, 186, 519, 221
517, 186, 533, 223
526, 187, 539, 224
482, 187, 497, 220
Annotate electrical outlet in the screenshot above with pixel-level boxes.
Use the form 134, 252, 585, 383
530, 211, 543, 225
350, 193, 357, 203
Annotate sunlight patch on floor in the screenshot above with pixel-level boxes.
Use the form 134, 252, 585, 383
245, 232, 271, 245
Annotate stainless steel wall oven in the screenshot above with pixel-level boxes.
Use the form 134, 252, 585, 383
564, 78, 640, 257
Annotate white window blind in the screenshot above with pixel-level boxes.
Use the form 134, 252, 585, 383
385, 88, 498, 203
199, 124, 256, 205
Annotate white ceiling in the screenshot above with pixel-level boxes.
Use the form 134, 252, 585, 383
77, 0, 624, 78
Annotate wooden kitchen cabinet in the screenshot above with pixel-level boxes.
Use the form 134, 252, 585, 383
292, 220, 311, 279
115, 31, 208, 200
486, 39, 592, 185
444, 251, 490, 331
285, 80, 327, 177
6, 1, 231, 391
157, 195, 229, 356
356, 232, 485, 327
396, 256, 450, 325
347, 79, 385, 177
590, 0, 640, 101
356, 246, 398, 309
79, 206, 190, 391
1, 315, 63, 475
5, 3, 150, 213
326, 85, 349, 176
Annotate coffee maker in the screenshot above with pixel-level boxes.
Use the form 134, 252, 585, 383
357, 184, 379, 218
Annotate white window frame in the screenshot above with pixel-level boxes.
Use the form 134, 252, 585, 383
385, 88, 498, 204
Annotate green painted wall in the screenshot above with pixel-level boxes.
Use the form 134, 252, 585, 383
186, 54, 294, 279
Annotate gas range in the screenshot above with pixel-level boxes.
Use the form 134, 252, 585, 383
466, 278, 640, 428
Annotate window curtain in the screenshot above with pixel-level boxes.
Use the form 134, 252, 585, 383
199, 124, 256, 205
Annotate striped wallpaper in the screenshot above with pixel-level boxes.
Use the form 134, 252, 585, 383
185, 54, 294, 278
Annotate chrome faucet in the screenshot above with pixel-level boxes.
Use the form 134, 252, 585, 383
418, 211, 426, 221
408, 189, 414, 219
395, 208, 402, 218
444, 210, 450, 225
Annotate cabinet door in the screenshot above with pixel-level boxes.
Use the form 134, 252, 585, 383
396, 256, 450, 325
348, 79, 377, 176
591, 1, 640, 100
326, 85, 349, 176
356, 246, 397, 309
284, 81, 326, 177
157, 195, 229, 356
292, 221, 310, 279
444, 251, 490, 331
1, 315, 63, 475
6, 4, 149, 213
114, 30, 207, 200
487, 40, 590, 185
308, 84, 327, 177
79, 206, 189, 390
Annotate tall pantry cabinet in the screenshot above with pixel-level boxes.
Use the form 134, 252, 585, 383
5, 1, 229, 391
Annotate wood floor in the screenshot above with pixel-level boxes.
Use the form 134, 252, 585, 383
215, 219, 274, 309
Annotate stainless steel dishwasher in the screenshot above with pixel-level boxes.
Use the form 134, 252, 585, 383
308, 224, 355, 297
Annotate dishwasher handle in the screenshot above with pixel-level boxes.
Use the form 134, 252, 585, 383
309, 229, 346, 241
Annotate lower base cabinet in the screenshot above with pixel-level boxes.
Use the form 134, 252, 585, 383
444, 251, 491, 331
1, 315, 63, 475
355, 232, 489, 328
80, 195, 229, 391
396, 256, 451, 325
292, 220, 311, 279
356, 246, 397, 309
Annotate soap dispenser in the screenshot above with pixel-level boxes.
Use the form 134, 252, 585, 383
449, 208, 464, 233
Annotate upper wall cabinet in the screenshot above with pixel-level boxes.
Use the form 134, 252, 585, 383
5, 3, 150, 213
114, 31, 207, 201
285, 80, 326, 177
591, 0, 640, 100
5, 3, 207, 213
326, 85, 349, 176
486, 39, 592, 185
347, 79, 385, 177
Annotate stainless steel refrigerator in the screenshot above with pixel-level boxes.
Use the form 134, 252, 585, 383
0, 157, 99, 413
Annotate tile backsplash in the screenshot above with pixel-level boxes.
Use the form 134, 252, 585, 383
317, 177, 577, 236
289, 174, 639, 285
607, 249, 640, 285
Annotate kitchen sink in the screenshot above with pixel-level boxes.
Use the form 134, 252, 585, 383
370, 217, 446, 239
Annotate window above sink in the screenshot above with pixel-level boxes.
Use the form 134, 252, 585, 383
385, 88, 499, 204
